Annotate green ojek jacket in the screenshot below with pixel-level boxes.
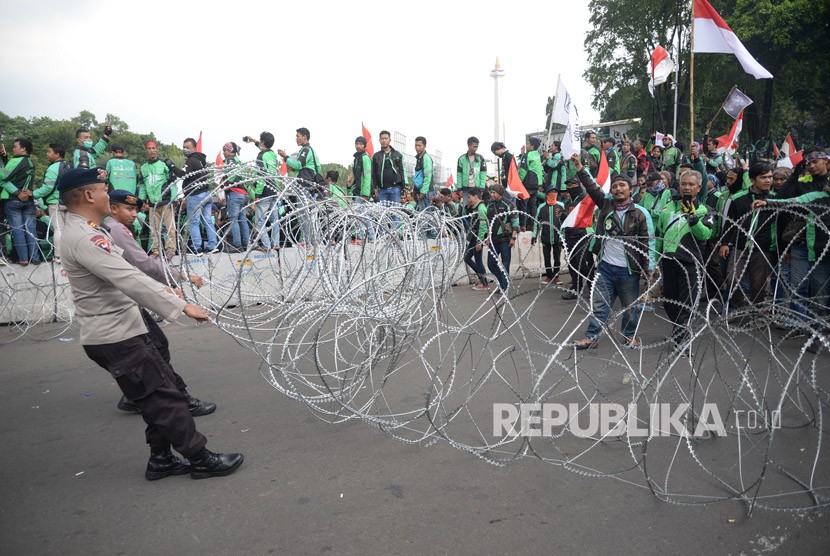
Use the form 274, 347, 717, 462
0, 155, 35, 200
73, 137, 109, 168
413, 152, 434, 194
456, 153, 487, 189
139, 159, 177, 204
106, 158, 139, 194
33, 160, 69, 206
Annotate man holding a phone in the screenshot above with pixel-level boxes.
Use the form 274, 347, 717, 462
655, 171, 714, 354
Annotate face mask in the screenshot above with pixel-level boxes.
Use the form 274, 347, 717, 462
183, 149, 192, 156
83, 140, 93, 149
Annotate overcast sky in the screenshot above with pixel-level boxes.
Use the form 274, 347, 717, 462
1, 0, 600, 174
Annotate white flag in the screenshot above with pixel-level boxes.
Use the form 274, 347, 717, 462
552, 80, 580, 159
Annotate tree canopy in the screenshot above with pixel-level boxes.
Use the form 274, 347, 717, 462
584, 0, 829, 148
0, 111, 184, 186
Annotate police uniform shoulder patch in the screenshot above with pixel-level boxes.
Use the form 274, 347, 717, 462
90, 234, 111, 253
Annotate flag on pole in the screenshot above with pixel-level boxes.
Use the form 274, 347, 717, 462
722, 86, 753, 118
781, 133, 797, 158
506, 157, 530, 200
777, 151, 804, 169
361, 122, 375, 157
693, 0, 773, 79
446, 174, 454, 189
195, 131, 203, 153
647, 45, 674, 97
772, 142, 780, 159
215, 152, 224, 166
715, 110, 744, 154
562, 151, 610, 229
551, 79, 580, 159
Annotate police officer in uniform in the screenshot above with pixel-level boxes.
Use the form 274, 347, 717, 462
58, 168, 243, 480
103, 190, 217, 417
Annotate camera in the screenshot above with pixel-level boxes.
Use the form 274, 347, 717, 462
682, 194, 693, 204
242, 136, 252, 143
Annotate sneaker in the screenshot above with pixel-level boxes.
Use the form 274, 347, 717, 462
624, 337, 641, 349
552, 276, 561, 285
543, 277, 553, 283
472, 284, 490, 291
561, 290, 578, 300
573, 337, 598, 350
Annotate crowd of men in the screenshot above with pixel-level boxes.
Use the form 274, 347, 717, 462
2, 124, 829, 347
1, 122, 828, 484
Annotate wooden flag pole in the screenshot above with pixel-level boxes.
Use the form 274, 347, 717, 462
690, 0, 695, 145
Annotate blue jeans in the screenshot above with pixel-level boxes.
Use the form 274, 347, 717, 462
585, 261, 643, 340
377, 185, 401, 206
5, 199, 40, 263
226, 191, 251, 247
790, 244, 830, 329
185, 191, 217, 252
353, 197, 375, 241
464, 241, 487, 285
377, 186, 402, 232
254, 196, 280, 249
487, 239, 512, 291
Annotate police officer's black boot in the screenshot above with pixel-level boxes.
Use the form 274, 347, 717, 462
189, 447, 244, 479
145, 446, 191, 481
117, 395, 141, 414
182, 390, 217, 417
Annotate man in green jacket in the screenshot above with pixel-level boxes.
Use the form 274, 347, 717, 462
348, 136, 374, 242
32, 143, 70, 259
413, 136, 434, 211
456, 136, 487, 205
138, 140, 179, 258
1, 138, 39, 265
518, 137, 544, 231
73, 124, 112, 168
105, 143, 139, 194
655, 170, 713, 352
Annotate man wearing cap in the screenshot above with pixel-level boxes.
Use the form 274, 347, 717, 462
485, 183, 520, 292
73, 124, 112, 169
105, 144, 139, 194
569, 154, 656, 350
457, 137, 487, 205
58, 167, 243, 480
638, 172, 673, 222
532, 185, 566, 284
561, 176, 595, 300
103, 190, 216, 416
138, 141, 179, 259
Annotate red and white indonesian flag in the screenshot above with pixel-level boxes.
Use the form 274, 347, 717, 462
693, 0, 772, 79
715, 110, 744, 154
507, 157, 530, 200
647, 45, 674, 97
562, 151, 610, 229
777, 150, 804, 169
781, 133, 797, 158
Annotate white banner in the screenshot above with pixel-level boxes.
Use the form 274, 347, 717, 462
552, 80, 580, 159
